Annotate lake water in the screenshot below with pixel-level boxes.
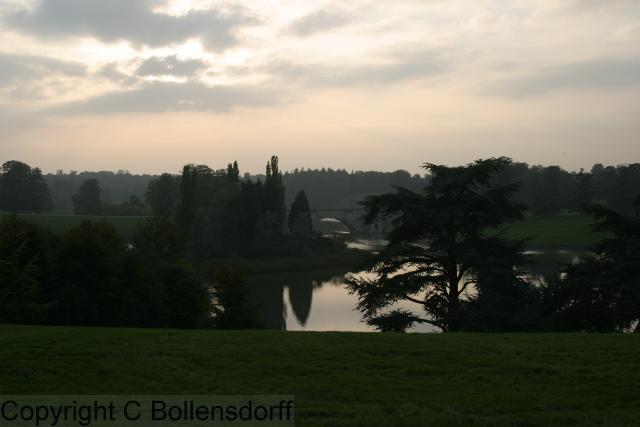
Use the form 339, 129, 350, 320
246, 239, 587, 333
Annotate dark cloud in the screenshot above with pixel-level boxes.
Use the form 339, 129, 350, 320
50, 81, 281, 114
0, 53, 86, 86
288, 10, 351, 36
4, 0, 256, 49
268, 49, 448, 86
136, 55, 207, 77
483, 57, 640, 97
97, 63, 139, 86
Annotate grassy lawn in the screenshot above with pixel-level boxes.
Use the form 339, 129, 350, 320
15, 214, 148, 240
501, 213, 609, 249
14, 212, 609, 249
1, 325, 639, 426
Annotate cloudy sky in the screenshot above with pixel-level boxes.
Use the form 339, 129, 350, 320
1, 0, 639, 174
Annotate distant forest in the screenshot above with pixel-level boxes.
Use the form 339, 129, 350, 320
2, 156, 640, 332
1, 160, 640, 216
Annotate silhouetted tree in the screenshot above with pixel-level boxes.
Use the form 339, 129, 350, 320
175, 163, 200, 246
570, 169, 593, 212
0, 161, 52, 213
72, 179, 103, 215
265, 155, 285, 213
227, 161, 240, 183
0, 215, 53, 323
50, 220, 128, 325
462, 242, 541, 332
253, 156, 286, 249
549, 199, 640, 332
145, 173, 179, 217
346, 157, 527, 332
288, 190, 313, 236
368, 309, 426, 332
211, 267, 261, 329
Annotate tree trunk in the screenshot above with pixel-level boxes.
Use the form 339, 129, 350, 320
447, 266, 461, 332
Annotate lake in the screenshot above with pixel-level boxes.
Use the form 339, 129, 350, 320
247, 239, 587, 332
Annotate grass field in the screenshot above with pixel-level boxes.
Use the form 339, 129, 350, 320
501, 213, 608, 249
15, 212, 608, 249
1, 325, 639, 426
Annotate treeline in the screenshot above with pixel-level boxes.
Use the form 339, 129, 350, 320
0, 215, 258, 328
0, 156, 335, 328
151, 156, 322, 258
282, 168, 428, 209
3, 160, 640, 216
493, 162, 640, 214
46, 170, 153, 214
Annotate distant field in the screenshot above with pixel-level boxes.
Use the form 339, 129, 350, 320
501, 213, 609, 249
14, 212, 608, 248
1, 325, 639, 426
16, 214, 148, 240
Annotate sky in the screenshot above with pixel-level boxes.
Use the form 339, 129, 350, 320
0, 0, 639, 175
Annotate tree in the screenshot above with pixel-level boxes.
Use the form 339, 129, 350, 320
176, 165, 198, 231
346, 157, 527, 332
288, 190, 313, 237
226, 161, 240, 183
0, 215, 53, 323
72, 179, 102, 215
50, 220, 129, 325
145, 173, 179, 217
255, 156, 286, 248
128, 216, 212, 328
462, 242, 542, 332
0, 160, 52, 213
569, 168, 593, 212
265, 155, 285, 214
525, 165, 573, 215
550, 199, 640, 332
287, 190, 313, 255
211, 267, 261, 329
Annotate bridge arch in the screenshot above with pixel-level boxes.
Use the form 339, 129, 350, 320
310, 208, 382, 236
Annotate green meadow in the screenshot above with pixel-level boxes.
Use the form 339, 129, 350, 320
1, 325, 639, 426
500, 212, 608, 249
16, 212, 608, 249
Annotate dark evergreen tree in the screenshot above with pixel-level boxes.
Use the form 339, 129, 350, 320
346, 157, 528, 332
265, 155, 285, 213
72, 179, 102, 215
50, 220, 129, 325
288, 190, 312, 237
226, 161, 240, 183
211, 267, 261, 329
176, 165, 198, 231
0, 215, 53, 323
550, 199, 640, 332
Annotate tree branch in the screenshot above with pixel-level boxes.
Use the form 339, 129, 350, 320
402, 294, 426, 306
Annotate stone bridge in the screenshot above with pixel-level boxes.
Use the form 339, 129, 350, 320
310, 208, 388, 236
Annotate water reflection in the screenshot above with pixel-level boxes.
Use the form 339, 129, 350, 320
525, 250, 586, 285
246, 267, 353, 331
288, 280, 313, 326
246, 240, 586, 332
